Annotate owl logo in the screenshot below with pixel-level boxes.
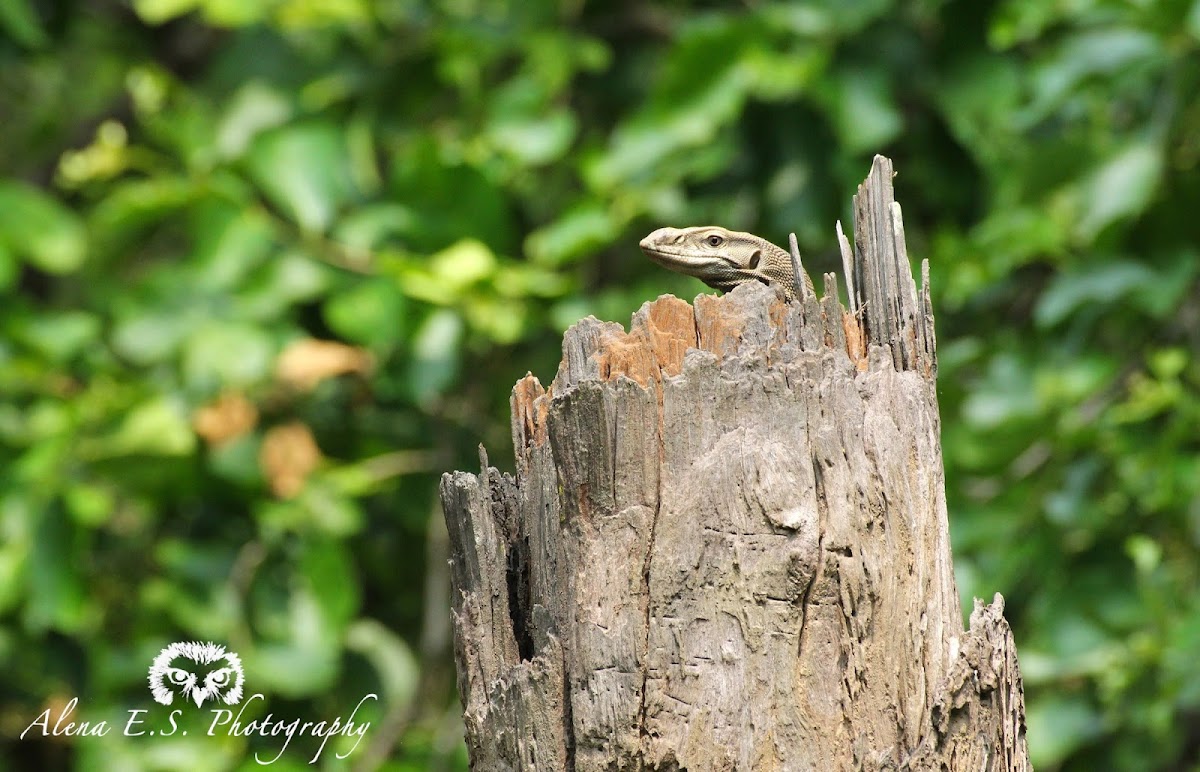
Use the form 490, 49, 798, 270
148, 641, 245, 708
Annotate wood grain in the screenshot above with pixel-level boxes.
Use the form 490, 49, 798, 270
441, 156, 1029, 771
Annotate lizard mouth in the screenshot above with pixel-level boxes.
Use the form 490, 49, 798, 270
638, 242, 738, 271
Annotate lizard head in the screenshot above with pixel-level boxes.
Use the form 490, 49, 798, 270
638, 226, 794, 296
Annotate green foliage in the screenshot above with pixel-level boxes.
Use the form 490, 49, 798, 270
1, 0, 1198, 769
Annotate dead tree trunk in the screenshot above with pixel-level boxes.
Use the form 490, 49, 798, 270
440, 156, 1030, 771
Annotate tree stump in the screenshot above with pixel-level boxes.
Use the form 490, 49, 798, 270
440, 156, 1031, 771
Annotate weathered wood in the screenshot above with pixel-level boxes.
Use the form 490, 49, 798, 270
441, 155, 1030, 771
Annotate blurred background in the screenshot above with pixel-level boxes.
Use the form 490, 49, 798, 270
0, 0, 1197, 769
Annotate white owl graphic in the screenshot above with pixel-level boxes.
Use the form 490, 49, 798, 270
148, 641, 245, 708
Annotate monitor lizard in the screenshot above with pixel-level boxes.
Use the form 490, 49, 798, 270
639, 226, 815, 302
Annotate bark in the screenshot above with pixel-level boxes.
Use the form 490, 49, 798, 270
440, 155, 1031, 771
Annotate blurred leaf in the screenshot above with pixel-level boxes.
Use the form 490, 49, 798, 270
936, 54, 1021, 160
207, 433, 262, 486
821, 68, 903, 154
237, 251, 332, 319
1164, 604, 1200, 707
191, 206, 275, 290
12, 310, 100, 363
216, 81, 293, 159
25, 508, 88, 633
525, 203, 616, 266
275, 0, 370, 28
132, 0, 200, 24
0, 540, 26, 614
183, 321, 276, 389
197, 0, 269, 26
324, 278, 407, 347
1022, 29, 1163, 126
88, 176, 199, 252
296, 482, 363, 536
0, 242, 16, 292
99, 396, 196, 457
256, 480, 363, 537
245, 122, 354, 233
465, 296, 527, 344
1026, 694, 1105, 768
111, 310, 194, 365
1035, 261, 1157, 328
345, 618, 418, 705
489, 108, 577, 166
398, 239, 497, 305
589, 17, 752, 188
388, 147, 514, 251
487, 79, 578, 166
962, 353, 1040, 428
63, 484, 115, 527
156, 539, 236, 584
989, 0, 1073, 49
743, 46, 825, 101
0, 0, 48, 48
1126, 534, 1163, 575
246, 581, 339, 696
431, 239, 495, 290
1073, 141, 1163, 240
300, 538, 358, 629
408, 309, 462, 405
493, 263, 569, 298
334, 203, 419, 252
0, 181, 87, 274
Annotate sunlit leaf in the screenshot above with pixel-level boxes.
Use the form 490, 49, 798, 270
465, 296, 527, 344
131, 0, 199, 24
430, 239, 496, 289
104, 397, 196, 457
198, 0, 271, 26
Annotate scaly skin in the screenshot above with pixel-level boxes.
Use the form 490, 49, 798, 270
639, 226, 814, 302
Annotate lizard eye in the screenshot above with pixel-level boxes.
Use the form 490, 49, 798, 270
706, 234, 724, 247
748, 251, 760, 270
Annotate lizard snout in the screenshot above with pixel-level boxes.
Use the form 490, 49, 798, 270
640, 227, 682, 251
